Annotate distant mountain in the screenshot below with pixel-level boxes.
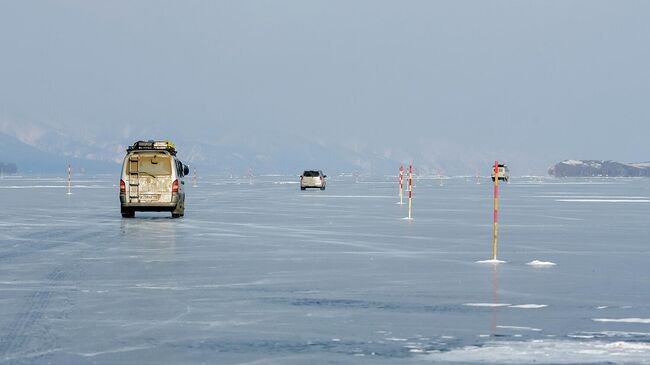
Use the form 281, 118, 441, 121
0, 132, 117, 174
548, 160, 650, 177
1, 120, 534, 176
0, 130, 390, 175
176, 139, 399, 176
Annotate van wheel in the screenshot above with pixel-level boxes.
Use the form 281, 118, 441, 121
320, 187, 325, 191
300, 187, 306, 191
172, 204, 184, 218
121, 209, 135, 218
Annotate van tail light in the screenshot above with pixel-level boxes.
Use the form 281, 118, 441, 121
120, 179, 126, 193
300, 176, 303, 180
320, 176, 323, 182
172, 179, 179, 193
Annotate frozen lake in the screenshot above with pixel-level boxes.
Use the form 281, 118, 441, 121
1, 174, 650, 364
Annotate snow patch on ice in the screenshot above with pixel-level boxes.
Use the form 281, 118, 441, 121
568, 334, 595, 339
509, 304, 548, 309
75, 345, 154, 357
593, 318, 650, 324
0, 185, 108, 189
535, 195, 650, 199
303, 195, 393, 199
526, 260, 556, 267
570, 331, 650, 339
476, 259, 506, 264
557, 199, 650, 203
497, 325, 542, 332
424, 340, 650, 364
464, 303, 511, 307
464, 303, 546, 309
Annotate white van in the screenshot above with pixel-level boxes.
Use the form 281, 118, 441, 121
119, 141, 189, 218
491, 164, 510, 182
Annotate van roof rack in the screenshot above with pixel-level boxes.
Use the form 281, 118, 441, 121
127, 140, 177, 155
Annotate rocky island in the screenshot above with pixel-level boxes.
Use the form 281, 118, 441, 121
548, 160, 650, 177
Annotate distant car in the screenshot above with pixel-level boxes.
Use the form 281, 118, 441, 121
119, 140, 189, 218
300, 170, 327, 190
491, 164, 510, 182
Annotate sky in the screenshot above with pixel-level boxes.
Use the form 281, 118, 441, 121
1, 1, 649, 174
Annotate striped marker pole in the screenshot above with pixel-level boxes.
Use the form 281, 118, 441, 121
399, 165, 404, 205
408, 165, 413, 219
493, 160, 499, 260
67, 163, 72, 195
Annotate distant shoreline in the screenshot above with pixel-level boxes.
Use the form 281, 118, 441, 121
549, 160, 650, 177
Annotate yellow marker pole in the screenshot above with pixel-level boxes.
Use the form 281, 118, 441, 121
493, 160, 499, 260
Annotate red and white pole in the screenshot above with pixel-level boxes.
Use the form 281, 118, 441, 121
67, 163, 72, 195
493, 160, 499, 260
408, 165, 413, 219
399, 165, 403, 205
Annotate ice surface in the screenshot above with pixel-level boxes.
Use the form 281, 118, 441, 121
1, 175, 649, 364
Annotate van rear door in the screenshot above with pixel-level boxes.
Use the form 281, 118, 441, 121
127, 153, 173, 203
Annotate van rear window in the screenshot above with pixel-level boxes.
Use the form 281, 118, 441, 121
135, 154, 172, 176
303, 171, 320, 177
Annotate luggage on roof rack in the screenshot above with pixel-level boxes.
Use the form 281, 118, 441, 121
127, 140, 177, 155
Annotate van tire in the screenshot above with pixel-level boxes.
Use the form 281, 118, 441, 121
300, 187, 306, 191
121, 209, 135, 218
171, 202, 184, 218
320, 187, 325, 191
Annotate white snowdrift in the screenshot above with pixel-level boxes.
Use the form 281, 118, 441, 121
593, 318, 650, 324
425, 339, 650, 364
526, 260, 556, 267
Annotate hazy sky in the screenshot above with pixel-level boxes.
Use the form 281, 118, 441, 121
1, 1, 649, 172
